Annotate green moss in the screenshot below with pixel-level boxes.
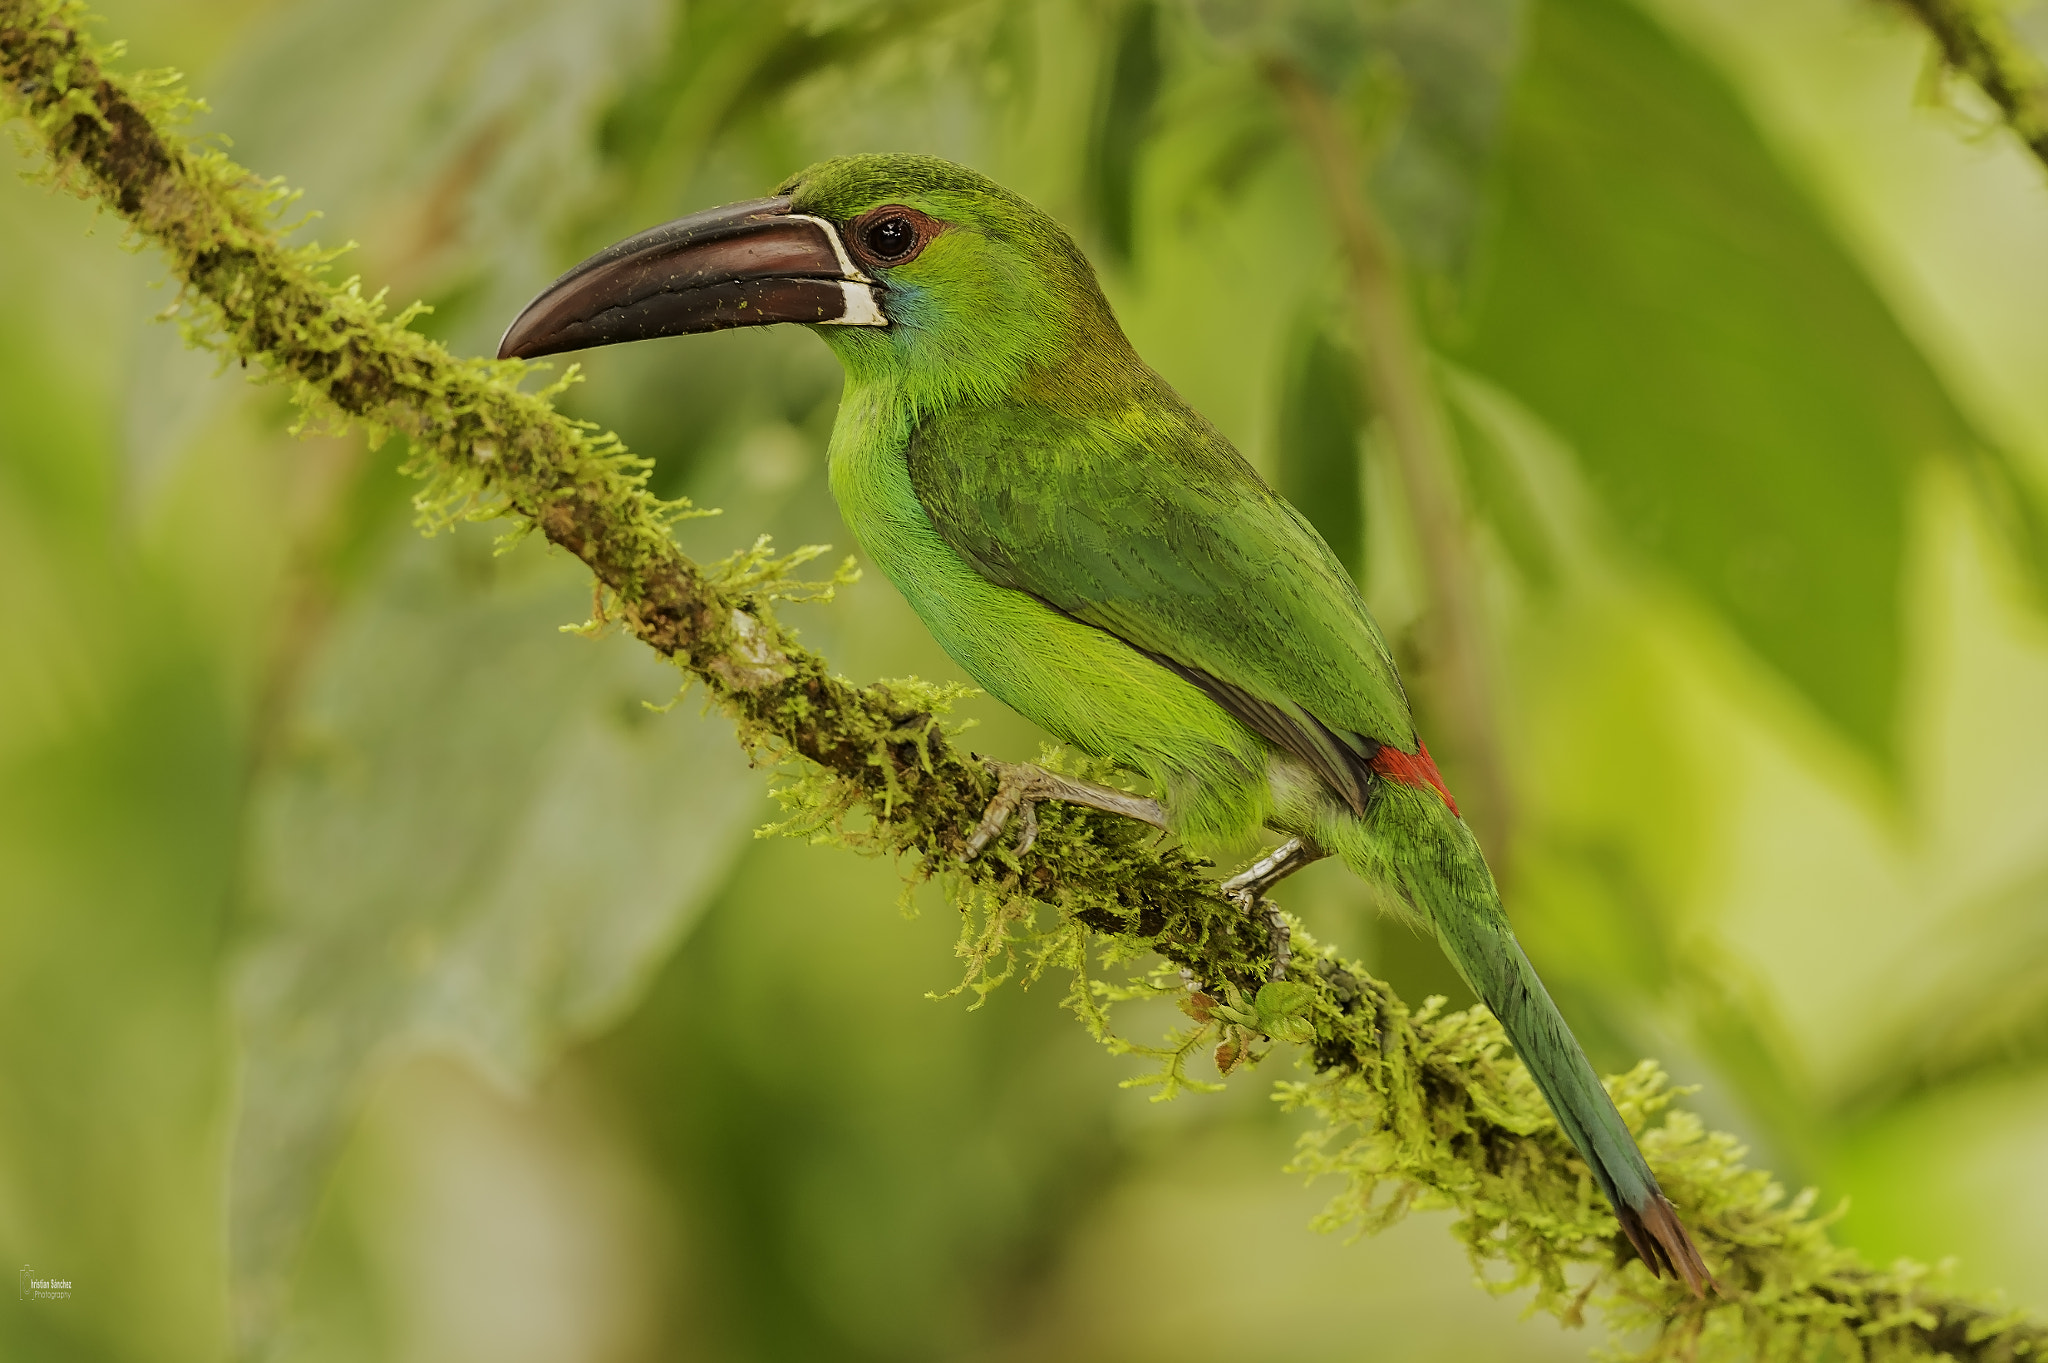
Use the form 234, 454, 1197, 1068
3, 3, 2043, 1355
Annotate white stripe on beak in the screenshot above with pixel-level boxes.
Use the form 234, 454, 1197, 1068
827, 280, 888, 327
788, 214, 887, 327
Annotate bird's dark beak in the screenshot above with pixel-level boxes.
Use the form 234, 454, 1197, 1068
496, 195, 885, 361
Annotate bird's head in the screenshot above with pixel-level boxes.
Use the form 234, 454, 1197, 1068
498, 154, 1128, 412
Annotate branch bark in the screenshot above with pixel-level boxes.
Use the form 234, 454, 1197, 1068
1894, 0, 2048, 169
3, 2, 2044, 1357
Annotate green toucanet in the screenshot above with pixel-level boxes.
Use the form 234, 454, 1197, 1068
499, 153, 1713, 1292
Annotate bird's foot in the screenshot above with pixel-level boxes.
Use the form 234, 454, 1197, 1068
962, 760, 1167, 860
1221, 837, 1327, 981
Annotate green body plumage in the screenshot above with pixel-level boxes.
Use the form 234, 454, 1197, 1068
788, 154, 1707, 1286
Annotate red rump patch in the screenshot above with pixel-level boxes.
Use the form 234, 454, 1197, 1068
1369, 739, 1460, 816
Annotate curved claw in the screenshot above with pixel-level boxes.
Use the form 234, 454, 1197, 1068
961, 760, 1167, 862
1015, 799, 1040, 856
1224, 886, 1293, 982
963, 764, 1040, 860
1220, 837, 1326, 981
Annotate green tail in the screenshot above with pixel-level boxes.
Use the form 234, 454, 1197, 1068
1318, 784, 1713, 1293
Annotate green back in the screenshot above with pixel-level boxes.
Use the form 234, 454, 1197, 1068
907, 362, 1416, 810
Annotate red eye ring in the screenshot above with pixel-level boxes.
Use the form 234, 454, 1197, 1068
846, 204, 944, 269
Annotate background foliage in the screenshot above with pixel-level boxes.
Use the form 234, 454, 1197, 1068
4, 0, 2048, 1359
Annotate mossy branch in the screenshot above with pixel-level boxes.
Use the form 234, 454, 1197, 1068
3, 3, 2042, 1357
1894, 0, 2048, 169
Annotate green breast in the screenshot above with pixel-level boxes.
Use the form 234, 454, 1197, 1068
823, 379, 1270, 837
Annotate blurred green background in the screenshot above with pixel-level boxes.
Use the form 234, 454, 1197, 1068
4, 0, 2048, 1358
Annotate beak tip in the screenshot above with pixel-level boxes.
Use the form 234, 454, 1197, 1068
496, 317, 538, 362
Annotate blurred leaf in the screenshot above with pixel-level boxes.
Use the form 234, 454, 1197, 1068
1186, 0, 1526, 287
1359, 0, 1525, 291
1275, 310, 1367, 578
207, 0, 666, 355
595, 0, 978, 240
0, 140, 254, 1363
1086, 0, 1165, 263
0, 633, 242, 1363
1824, 1066, 2048, 1305
1456, 0, 1985, 766
1427, 413, 1823, 1171
230, 529, 760, 1352
1838, 859, 2048, 1114
1959, 440, 2048, 612
1519, 831, 1823, 1172
1987, 0, 2048, 86
562, 324, 845, 507
1444, 381, 1557, 589
584, 836, 1133, 1362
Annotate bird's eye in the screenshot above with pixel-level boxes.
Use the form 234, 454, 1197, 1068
863, 214, 917, 261
846, 205, 942, 269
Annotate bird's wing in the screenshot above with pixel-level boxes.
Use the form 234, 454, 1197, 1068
907, 383, 1414, 812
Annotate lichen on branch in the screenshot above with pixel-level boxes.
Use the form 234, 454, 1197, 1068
3, 2, 2043, 1356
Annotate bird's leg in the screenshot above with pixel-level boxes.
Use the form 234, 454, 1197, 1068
963, 760, 1168, 860
1220, 836, 1326, 900
1220, 837, 1327, 980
